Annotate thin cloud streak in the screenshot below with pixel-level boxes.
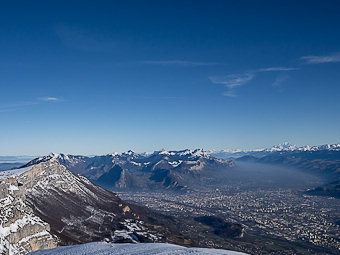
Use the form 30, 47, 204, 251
223, 91, 238, 97
131, 95, 184, 100
272, 74, 289, 88
210, 66, 297, 97
209, 73, 255, 89
259, 67, 299, 72
300, 52, 340, 64
40, 97, 60, 102
0, 101, 39, 113
0, 97, 62, 113
209, 72, 254, 98
140, 60, 223, 67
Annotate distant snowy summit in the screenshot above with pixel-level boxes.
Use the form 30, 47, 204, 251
209, 142, 340, 159
28, 242, 249, 255
261, 142, 340, 152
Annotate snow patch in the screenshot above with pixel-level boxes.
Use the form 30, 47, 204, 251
0, 166, 33, 180
28, 242, 249, 255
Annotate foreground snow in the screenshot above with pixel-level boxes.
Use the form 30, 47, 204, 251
29, 242, 248, 255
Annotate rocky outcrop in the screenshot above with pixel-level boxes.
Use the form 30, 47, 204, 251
0, 177, 57, 255
1, 157, 196, 254
16, 159, 194, 247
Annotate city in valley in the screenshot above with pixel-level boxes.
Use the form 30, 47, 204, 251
118, 163, 340, 253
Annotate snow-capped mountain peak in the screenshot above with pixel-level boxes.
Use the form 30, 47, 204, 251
209, 142, 340, 160
153, 148, 210, 159
262, 142, 340, 152
264, 142, 298, 152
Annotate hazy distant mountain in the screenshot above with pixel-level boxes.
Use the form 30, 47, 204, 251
24, 149, 234, 191
0, 156, 35, 171
0, 162, 24, 170
0, 155, 35, 163
210, 142, 340, 159
235, 146, 340, 198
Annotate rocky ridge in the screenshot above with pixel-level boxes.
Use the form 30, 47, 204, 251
0, 171, 57, 255
1, 157, 195, 254
24, 149, 235, 191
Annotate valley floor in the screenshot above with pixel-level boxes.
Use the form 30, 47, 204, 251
118, 189, 340, 254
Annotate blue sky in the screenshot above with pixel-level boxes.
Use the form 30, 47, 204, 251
1, 0, 340, 155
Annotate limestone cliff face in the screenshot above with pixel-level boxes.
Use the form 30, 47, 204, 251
1, 157, 195, 254
16, 159, 162, 245
0, 176, 57, 255
17, 158, 194, 247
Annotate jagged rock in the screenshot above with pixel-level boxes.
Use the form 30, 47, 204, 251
0, 176, 57, 255
15, 159, 195, 247
1, 157, 196, 254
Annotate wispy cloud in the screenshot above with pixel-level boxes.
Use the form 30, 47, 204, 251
39, 97, 60, 102
140, 60, 222, 67
210, 66, 297, 97
130, 95, 184, 100
223, 91, 238, 98
209, 72, 254, 98
300, 52, 340, 64
0, 101, 39, 113
0, 97, 62, 113
272, 74, 289, 89
209, 72, 255, 89
258, 67, 298, 72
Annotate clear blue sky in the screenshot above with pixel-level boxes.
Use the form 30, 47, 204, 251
1, 0, 340, 155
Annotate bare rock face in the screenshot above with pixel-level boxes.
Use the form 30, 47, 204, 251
17, 159, 194, 247
1, 157, 195, 254
0, 177, 57, 255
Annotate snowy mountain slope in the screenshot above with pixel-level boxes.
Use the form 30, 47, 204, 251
0, 168, 57, 255
28, 242, 249, 255
15, 158, 195, 247
0, 166, 33, 180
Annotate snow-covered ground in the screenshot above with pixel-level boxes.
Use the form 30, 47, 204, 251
28, 242, 248, 255
0, 166, 32, 180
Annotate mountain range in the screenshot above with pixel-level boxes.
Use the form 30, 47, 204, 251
231, 143, 340, 199
2, 143, 339, 198
1, 144, 339, 254
1, 152, 248, 255
16, 143, 340, 197
209, 142, 340, 159
22, 149, 234, 191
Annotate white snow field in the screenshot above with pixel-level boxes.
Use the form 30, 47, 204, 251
0, 166, 32, 180
28, 242, 249, 255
